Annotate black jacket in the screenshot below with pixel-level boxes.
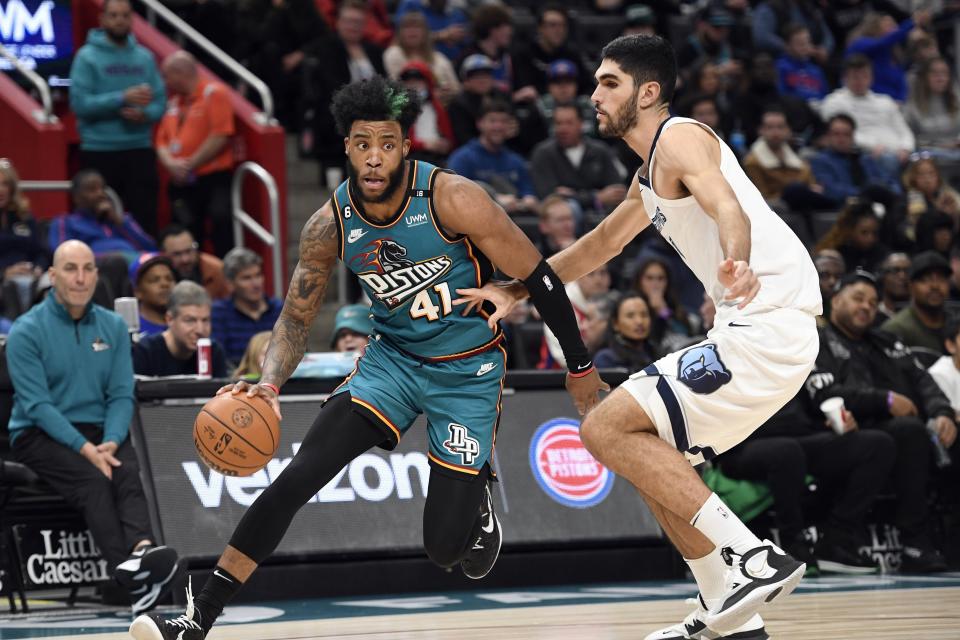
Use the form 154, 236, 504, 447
808, 323, 952, 424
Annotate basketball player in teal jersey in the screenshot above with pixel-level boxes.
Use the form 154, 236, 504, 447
129, 76, 605, 640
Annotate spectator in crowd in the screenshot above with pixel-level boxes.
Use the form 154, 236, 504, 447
384, 12, 460, 104
212, 248, 283, 364
900, 156, 960, 243
631, 232, 705, 314
448, 54, 500, 147
684, 62, 734, 136
904, 57, 960, 157
232, 330, 271, 381
676, 6, 740, 86
622, 4, 656, 37
809, 115, 902, 208
301, 0, 385, 182
681, 94, 726, 143
0, 159, 48, 321
534, 195, 578, 259
447, 98, 538, 215
743, 108, 823, 206
398, 62, 455, 166
815, 199, 889, 273
157, 51, 236, 259
846, 11, 928, 103
49, 170, 156, 258
130, 252, 176, 337
5, 240, 180, 610
530, 104, 627, 217
814, 249, 845, 322
593, 292, 659, 371
929, 315, 960, 415
820, 55, 915, 160
752, 0, 834, 63
882, 251, 952, 355
133, 281, 227, 378
633, 257, 696, 350
513, 5, 590, 96
876, 252, 911, 324
456, 3, 516, 94
315, 0, 392, 48
537, 60, 598, 137
776, 24, 829, 102
69, 0, 165, 237
394, 0, 469, 62
718, 391, 892, 574
330, 303, 373, 353
812, 269, 951, 572
916, 211, 956, 258
158, 224, 229, 300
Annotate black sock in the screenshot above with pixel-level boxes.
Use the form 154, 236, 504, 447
194, 567, 242, 633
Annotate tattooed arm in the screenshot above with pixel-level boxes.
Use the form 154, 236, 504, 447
220, 203, 339, 418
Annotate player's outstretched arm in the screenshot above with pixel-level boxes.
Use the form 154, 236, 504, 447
220, 204, 339, 417
435, 173, 609, 414
657, 126, 760, 307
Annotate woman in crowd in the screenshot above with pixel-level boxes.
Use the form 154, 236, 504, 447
233, 330, 272, 380
593, 292, 659, 371
904, 57, 960, 156
0, 158, 48, 321
902, 156, 960, 236
815, 199, 890, 272
383, 11, 460, 104
633, 258, 697, 350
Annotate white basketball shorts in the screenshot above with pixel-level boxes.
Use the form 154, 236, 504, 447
621, 305, 819, 466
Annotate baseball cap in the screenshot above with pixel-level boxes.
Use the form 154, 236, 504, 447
129, 252, 175, 288
832, 268, 878, 295
703, 7, 735, 27
460, 54, 495, 80
909, 250, 951, 281
547, 59, 578, 82
330, 304, 373, 347
625, 4, 655, 27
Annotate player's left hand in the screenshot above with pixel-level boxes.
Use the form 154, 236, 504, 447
566, 369, 610, 416
934, 415, 957, 448
718, 258, 760, 309
454, 281, 524, 329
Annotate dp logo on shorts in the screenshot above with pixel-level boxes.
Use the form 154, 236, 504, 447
529, 418, 614, 508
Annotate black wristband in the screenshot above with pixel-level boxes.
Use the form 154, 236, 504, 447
522, 259, 592, 372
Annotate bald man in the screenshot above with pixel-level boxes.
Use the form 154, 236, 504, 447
5, 241, 180, 613
156, 50, 236, 257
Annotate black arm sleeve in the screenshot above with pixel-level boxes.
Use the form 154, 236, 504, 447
523, 259, 592, 373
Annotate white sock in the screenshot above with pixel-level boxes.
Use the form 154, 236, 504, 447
690, 493, 762, 556
685, 545, 727, 611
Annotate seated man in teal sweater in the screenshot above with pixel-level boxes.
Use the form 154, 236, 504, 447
5, 240, 178, 613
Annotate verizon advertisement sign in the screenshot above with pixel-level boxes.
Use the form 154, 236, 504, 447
136, 389, 659, 560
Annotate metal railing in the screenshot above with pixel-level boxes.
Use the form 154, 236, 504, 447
0, 43, 57, 124
231, 161, 284, 296
19, 180, 124, 217
136, 0, 275, 125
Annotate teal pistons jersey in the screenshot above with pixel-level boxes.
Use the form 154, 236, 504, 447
332, 161, 501, 360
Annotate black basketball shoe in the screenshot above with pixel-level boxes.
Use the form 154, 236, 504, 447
703, 541, 805, 634
460, 483, 502, 579
115, 545, 181, 615
129, 578, 206, 640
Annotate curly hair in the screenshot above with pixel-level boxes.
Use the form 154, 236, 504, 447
330, 76, 422, 137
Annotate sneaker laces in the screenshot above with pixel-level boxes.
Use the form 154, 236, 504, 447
168, 577, 202, 631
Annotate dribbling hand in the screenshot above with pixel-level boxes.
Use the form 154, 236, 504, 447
566, 369, 610, 416
217, 380, 282, 421
718, 258, 760, 309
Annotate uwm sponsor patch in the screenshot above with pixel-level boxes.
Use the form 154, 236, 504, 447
359, 256, 452, 310
529, 418, 614, 508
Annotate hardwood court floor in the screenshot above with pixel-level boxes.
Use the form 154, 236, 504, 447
4, 578, 959, 640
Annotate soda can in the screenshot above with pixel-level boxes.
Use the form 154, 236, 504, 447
114, 297, 140, 333
197, 338, 212, 379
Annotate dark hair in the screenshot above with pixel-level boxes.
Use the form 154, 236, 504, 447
761, 106, 788, 121
472, 4, 511, 41
815, 198, 878, 253
827, 113, 856, 131
158, 223, 192, 247
553, 102, 582, 120
70, 168, 103, 195
538, 3, 567, 25
783, 22, 809, 42
330, 76, 423, 137
102, 0, 131, 11
844, 53, 872, 73
945, 315, 960, 342
600, 35, 677, 105
678, 92, 717, 118
633, 257, 693, 335
478, 96, 512, 118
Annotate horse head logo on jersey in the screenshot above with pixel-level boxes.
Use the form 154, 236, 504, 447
677, 344, 732, 394
351, 238, 415, 274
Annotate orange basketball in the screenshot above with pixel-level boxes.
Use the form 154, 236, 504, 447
193, 393, 280, 477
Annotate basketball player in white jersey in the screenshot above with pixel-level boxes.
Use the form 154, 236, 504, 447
455, 35, 822, 639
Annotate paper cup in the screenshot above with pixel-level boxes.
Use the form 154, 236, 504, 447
820, 397, 846, 434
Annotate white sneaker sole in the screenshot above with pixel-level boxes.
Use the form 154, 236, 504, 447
129, 615, 164, 640
705, 563, 805, 634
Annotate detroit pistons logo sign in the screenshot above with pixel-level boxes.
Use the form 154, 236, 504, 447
529, 418, 614, 508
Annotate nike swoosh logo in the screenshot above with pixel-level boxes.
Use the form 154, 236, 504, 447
477, 363, 497, 376
214, 569, 232, 583
347, 230, 368, 243
576, 363, 592, 371
481, 511, 495, 533
727, 321, 751, 327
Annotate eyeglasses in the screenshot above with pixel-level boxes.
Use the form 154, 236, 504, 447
909, 150, 934, 163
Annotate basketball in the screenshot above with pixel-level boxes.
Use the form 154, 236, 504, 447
193, 392, 280, 477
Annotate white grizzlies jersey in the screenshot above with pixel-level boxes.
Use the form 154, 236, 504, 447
638, 117, 822, 316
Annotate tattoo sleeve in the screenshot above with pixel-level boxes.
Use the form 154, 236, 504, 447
260, 206, 339, 387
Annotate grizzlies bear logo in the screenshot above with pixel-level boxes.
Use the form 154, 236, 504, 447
677, 344, 732, 394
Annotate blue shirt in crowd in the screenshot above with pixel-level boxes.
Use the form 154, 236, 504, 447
48, 209, 157, 257
846, 18, 914, 102
212, 296, 283, 363
776, 55, 828, 101
447, 139, 535, 198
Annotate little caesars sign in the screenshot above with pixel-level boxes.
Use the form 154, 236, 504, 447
15, 526, 108, 587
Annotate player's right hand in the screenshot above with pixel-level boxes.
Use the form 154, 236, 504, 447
217, 380, 283, 421
454, 282, 524, 329
566, 369, 610, 416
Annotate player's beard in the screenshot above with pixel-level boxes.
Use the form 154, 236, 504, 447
599, 89, 639, 138
347, 160, 406, 204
